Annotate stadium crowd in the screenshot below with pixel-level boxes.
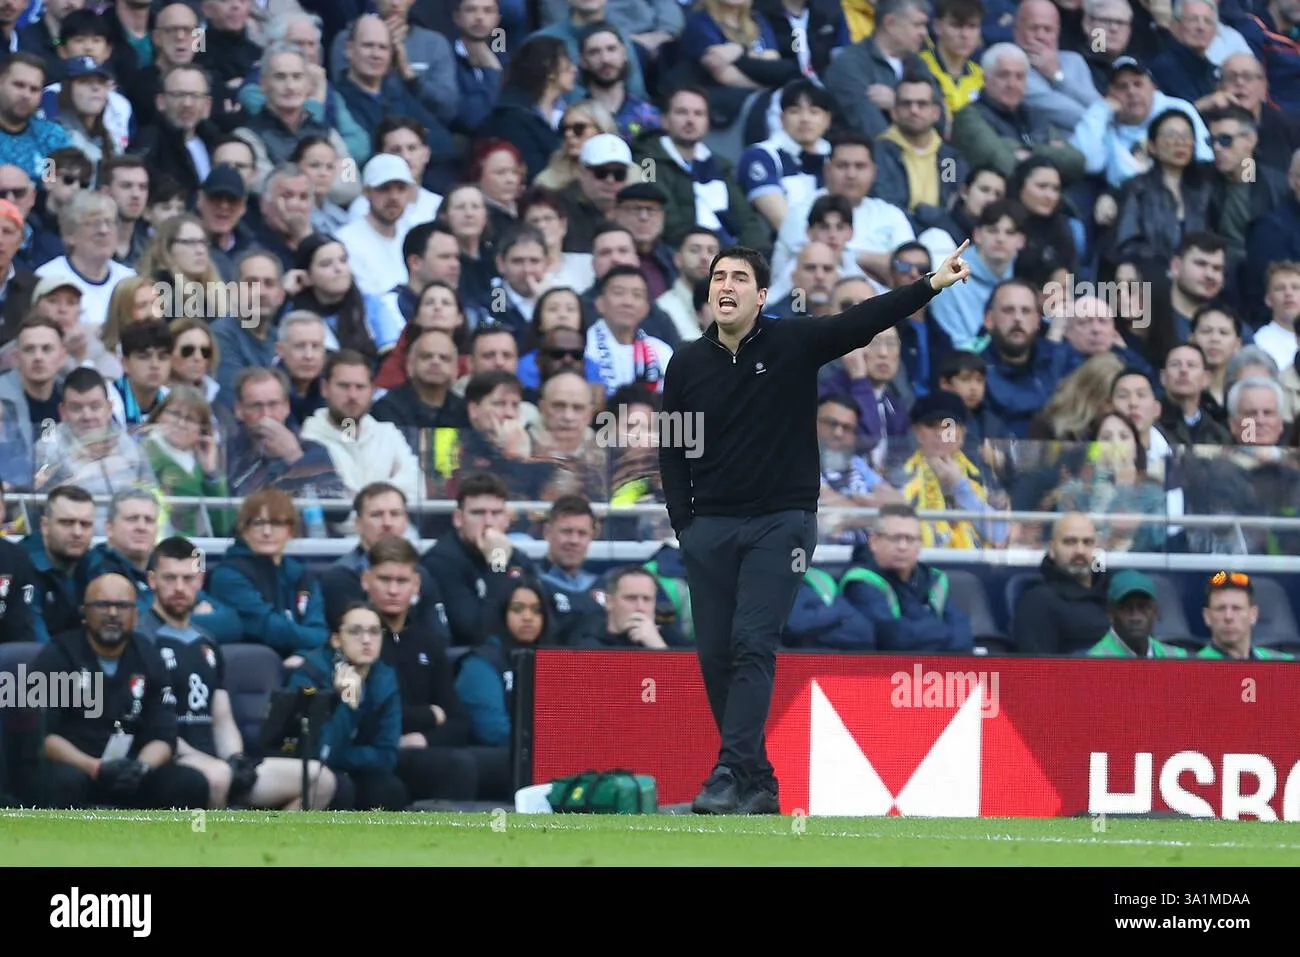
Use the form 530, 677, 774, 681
1, 0, 1299, 812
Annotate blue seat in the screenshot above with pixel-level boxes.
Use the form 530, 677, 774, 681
1004, 571, 1043, 633
1248, 577, 1300, 650
945, 569, 1009, 653
220, 644, 286, 751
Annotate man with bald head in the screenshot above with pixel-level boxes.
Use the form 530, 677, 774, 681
26, 572, 210, 809
1054, 293, 1151, 375
768, 241, 840, 318
529, 369, 606, 500
1011, 512, 1112, 654
1014, 0, 1100, 130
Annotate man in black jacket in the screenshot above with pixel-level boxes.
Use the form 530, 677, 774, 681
660, 239, 971, 815
1011, 512, 1111, 655
365, 535, 494, 802
25, 572, 209, 809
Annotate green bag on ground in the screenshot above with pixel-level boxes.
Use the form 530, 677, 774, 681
548, 770, 658, 814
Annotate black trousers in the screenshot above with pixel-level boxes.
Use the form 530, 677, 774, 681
36, 761, 210, 809
330, 769, 410, 811
396, 746, 479, 801
679, 509, 816, 790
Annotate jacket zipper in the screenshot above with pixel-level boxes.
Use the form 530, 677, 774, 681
709, 327, 764, 365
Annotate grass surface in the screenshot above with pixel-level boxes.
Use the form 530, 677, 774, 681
2, 809, 1299, 866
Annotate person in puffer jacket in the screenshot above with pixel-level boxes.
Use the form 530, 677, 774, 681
781, 568, 877, 650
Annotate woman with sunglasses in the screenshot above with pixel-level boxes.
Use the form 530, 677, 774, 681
533, 100, 618, 191
168, 318, 221, 403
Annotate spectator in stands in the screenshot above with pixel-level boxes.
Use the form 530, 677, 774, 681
336, 153, 418, 300
533, 100, 617, 193
1012, 512, 1110, 654
581, 223, 681, 345
517, 188, 594, 297
1027, 351, 1124, 440
485, 224, 549, 344
419, 471, 539, 646
436, 184, 497, 307
1086, 569, 1187, 656
32, 366, 156, 505
139, 535, 337, 809
767, 241, 839, 318
917, 0, 985, 116
320, 482, 442, 626
449, 0, 507, 135
876, 74, 970, 241
140, 385, 235, 538
1190, 302, 1243, 417
112, 318, 172, 430
1251, 262, 1300, 373
252, 164, 315, 272
0, 166, 64, 277
580, 564, 686, 648
120, 3, 200, 130
1228, 375, 1287, 446
526, 321, 603, 409
1158, 342, 1233, 445
286, 601, 407, 810
976, 278, 1068, 435
285, 232, 405, 362
816, 393, 903, 544
0, 54, 71, 181
0, 485, 38, 640
455, 576, 552, 746
0, 315, 63, 463
611, 183, 676, 303
1203, 106, 1289, 273
533, 494, 606, 644
371, 328, 468, 433
949, 43, 1085, 182
1071, 56, 1212, 192
841, 502, 974, 651
377, 284, 473, 393
772, 196, 873, 302
1110, 366, 1173, 463
1016, 0, 1101, 129
20, 482, 92, 643
773, 133, 915, 290
35, 190, 136, 327
206, 487, 329, 658
226, 365, 342, 498
535, 0, 645, 103
300, 349, 422, 502
1199, 570, 1293, 659
929, 200, 1025, 350
194, 165, 256, 283
33, 148, 92, 242
1047, 294, 1151, 376
656, 227, 719, 344
360, 534, 484, 802
737, 79, 833, 234
937, 347, 1010, 454
576, 22, 662, 141
127, 64, 218, 197
475, 34, 573, 182
824, 0, 931, 138
382, 222, 462, 326
273, 310, 327, 427
632, 85, 768, 252
819, 320, 909, 460
585, 265, 674, 397
1163, 233, 1230, 343
528, 370, 606, 501
26, 571, 210, 809
892, 389, 1010, 548
1214, 52, 1300, 177
98, 154, 150, 268
352, 116, 444, 234
19, 0, 85, 85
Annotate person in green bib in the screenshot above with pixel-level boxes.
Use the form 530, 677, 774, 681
1086, 569, 1189, 658
1198, 571, 1295, 661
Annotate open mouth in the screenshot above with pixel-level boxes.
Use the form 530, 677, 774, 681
717, 296, 737, 311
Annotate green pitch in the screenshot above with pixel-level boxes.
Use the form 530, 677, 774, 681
2, 809, 1299, 865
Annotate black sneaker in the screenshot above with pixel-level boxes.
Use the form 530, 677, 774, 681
691, 766, 740, 814
736, 782, 780, 815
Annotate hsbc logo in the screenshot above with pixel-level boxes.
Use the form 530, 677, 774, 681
806, 679, 985, 817
1089, 751, 1300, 821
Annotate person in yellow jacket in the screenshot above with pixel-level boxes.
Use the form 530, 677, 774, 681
843, 0, 876, 40
917, 0, 985, 117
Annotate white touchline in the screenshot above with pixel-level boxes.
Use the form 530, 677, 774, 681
3, 810, 1297, 851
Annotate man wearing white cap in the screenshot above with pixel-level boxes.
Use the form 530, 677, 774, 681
25, 273, 116, 379
559, 132, 634, 253
335, 153, 418, 299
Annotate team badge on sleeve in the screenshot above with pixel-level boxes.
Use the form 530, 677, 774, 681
203, 645, 217, 669
296, 591, 310, 617
0, 576, 9, 598
129, 676, 146, 699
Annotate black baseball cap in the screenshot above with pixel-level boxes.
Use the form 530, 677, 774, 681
201, 163, 246, 200
909, 390, 969, 427
1110, 56, 1151, 81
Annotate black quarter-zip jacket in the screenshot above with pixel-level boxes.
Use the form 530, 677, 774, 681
658, 277, 940, 534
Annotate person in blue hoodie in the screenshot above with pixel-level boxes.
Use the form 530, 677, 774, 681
455, 578, 554, 748
205, 488, 328, 660
286, 602, 407, 811
840, 503, 973, 654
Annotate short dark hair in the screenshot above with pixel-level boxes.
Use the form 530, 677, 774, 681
353, 481, 407, 518
1175, 231, 1227, 259
596, 263, 646, 295
606, 564, 657, 593
60, 8, 111, 41
780, 78, 834, 113
374, 114, 428, 155
63, 365, 109, 398
402, 220, 457, 264
976, 198, 1027, 232
1190, 301, 1243, 338
367, 534, 420, 568
120, 318, 173, 358
707, 247, 771, 292
151, 535, 199, 566
18, 315, 64, 342
0, 51, 46, 79
465, 369, 523, 405
818, 393, 860, 419
877, 502, 918, 522
937, 349, 987, 380
1109, 366, 1156, 398
547, 494, 595, 524
808, 193, 855, 229
456, 471, 509, 505
47, 484, 94, 509
1163, 341, 1208, 368
827, 130, 875, 161
323, 348, 372, 382
984, 277, 1040, 313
